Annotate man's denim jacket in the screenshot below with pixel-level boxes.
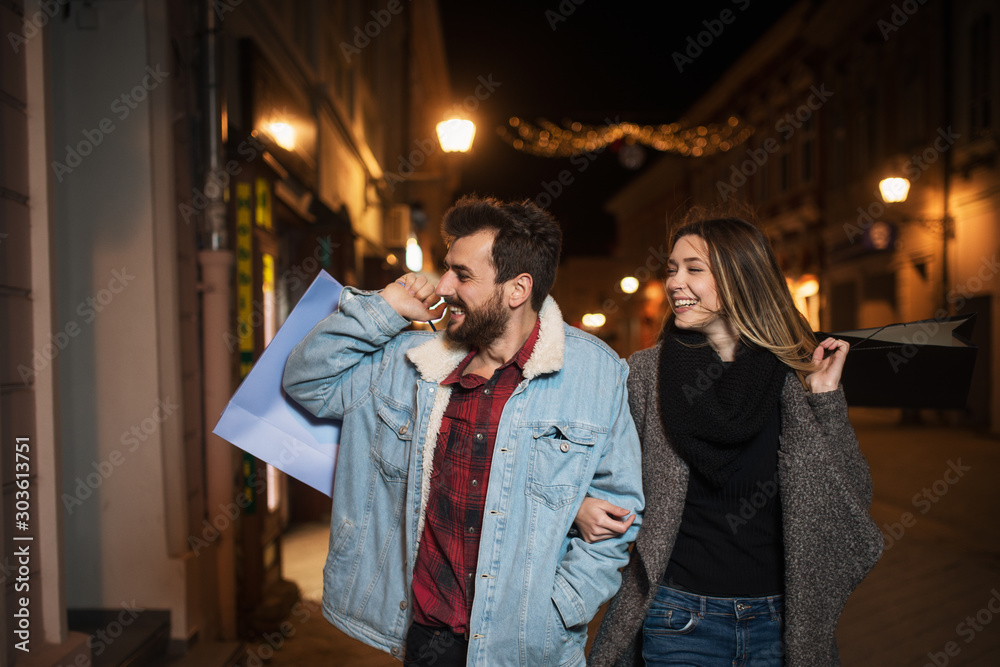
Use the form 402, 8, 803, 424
282, 288, 644, 666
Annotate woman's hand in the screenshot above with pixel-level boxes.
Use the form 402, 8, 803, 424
805, 337, 849, 393
574, 497, 635, 543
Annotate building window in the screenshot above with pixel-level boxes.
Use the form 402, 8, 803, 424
850, 89, 879, 172
970, 13, 993, 137
865, 90, 879, 169
755, 145, 769, 202
830, 105, 847, 188
899, 60, 925, 149
800, 115, 815, 184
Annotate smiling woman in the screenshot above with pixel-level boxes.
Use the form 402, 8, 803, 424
581, 208, 884, 666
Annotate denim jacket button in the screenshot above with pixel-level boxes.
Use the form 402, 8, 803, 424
391, 647, 399, 656
399, 424, 408, 435
399, 600, 408, 610
560, 442, 570, 453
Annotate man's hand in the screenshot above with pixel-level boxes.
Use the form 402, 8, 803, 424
382, 273, 445, 322
574, 497, 635, 543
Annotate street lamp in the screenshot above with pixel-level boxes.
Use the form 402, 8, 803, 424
582, 313, 606, 328
264, 121, 296, 151
878, 171, 953, 317
879, 177, 910, 203
405, 237, 423, 272
620, 276, 639, 294
436, 118, 476, 153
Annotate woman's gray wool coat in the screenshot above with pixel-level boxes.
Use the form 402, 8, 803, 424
588, 343, 884, 666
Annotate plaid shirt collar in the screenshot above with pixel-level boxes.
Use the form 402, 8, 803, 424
441, 316, 541, 387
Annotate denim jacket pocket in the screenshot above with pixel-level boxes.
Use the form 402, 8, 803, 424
526, 423, 599, 510
370, 402, 413, 483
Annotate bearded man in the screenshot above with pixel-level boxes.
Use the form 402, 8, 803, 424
283, 195, 643, 667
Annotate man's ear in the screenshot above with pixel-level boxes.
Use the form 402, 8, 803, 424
507, 273, 534, 309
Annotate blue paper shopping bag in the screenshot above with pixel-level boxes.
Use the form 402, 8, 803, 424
213, 270, 343, 496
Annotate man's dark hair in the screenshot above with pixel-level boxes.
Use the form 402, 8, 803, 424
441, 195, 562, 311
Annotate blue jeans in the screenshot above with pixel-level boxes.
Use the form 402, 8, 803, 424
642, 585, 784, 666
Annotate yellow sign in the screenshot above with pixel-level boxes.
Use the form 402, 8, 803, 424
236, 182, 254, 378
255, 178, 272, 229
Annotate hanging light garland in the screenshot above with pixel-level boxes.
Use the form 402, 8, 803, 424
497, 115, 753, 159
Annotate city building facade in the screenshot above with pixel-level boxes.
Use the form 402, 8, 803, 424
605, 0, 1000, 433
0, 0, 458, 663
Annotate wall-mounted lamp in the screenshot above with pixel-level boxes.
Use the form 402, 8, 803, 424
879, 177, 910, 203
405, 237, 423, 272
436, 118, 476, 153
264, 122, 296, 151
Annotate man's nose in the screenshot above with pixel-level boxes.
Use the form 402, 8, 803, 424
436, 271, 455, 297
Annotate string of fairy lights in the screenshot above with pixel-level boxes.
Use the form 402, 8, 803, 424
497, 115, 754, 159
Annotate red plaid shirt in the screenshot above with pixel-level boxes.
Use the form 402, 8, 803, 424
411, 319, 540, 635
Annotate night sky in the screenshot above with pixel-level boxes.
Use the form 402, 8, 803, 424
438, 0, 799, 258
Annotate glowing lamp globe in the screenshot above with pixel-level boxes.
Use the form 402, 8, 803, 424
879, 177, 910, 203
436, 119, 476, 153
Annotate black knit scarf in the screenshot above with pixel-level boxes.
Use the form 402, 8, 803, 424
658, 327, 788, 488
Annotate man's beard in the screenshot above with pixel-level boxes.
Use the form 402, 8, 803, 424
445, 288, 510, 349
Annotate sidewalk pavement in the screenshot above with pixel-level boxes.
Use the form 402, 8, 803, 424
837, 409, 1000, 666
261, 409, 1000, 666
